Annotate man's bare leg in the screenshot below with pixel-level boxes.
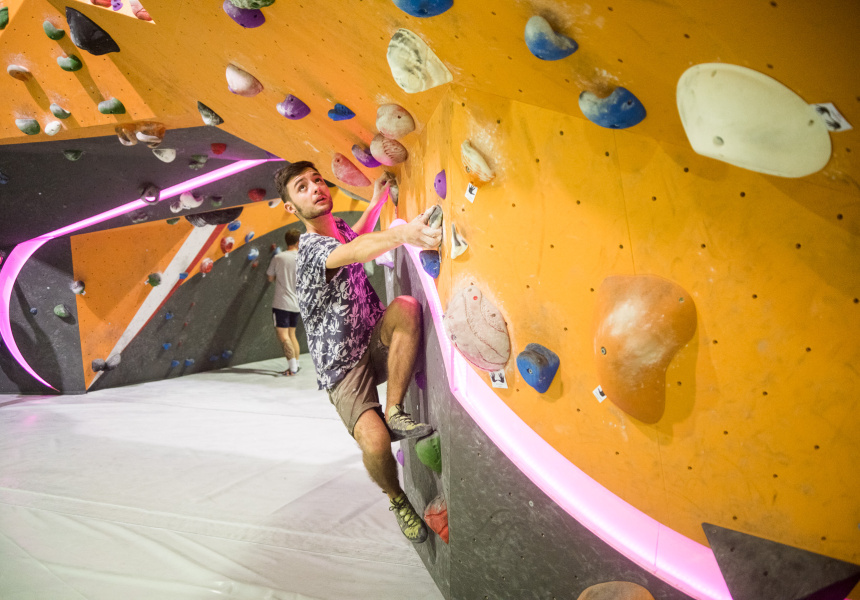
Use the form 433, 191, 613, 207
379, 296, 421, 413
276, 326, 297, 375
288, 327, 300, 361
353, 410, 401, 499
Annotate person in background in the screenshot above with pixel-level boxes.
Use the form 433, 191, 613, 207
267, 229, 302, 376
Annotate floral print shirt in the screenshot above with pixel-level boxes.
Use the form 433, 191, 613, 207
297, 217, 385, 390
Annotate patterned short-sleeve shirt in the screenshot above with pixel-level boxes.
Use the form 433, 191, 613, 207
297, 217, 386, 390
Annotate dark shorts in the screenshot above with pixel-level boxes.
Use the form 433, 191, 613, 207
272, 308, 299, 328
327, 320, 389, 437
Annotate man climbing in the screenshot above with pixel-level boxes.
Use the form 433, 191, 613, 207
273, 161, 442, 544
266, 229, 302, 376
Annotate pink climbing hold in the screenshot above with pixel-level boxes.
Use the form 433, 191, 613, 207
130, 0, 151, 20
332, 153, 371, 187
376, 104, 415, 139
443, 284, 511, 371
370, 134, 408, 166
226, 63, 263, 97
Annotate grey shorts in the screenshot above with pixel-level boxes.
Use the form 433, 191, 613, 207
327, 320, 389, 437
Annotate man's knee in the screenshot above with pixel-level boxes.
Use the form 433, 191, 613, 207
388, 296, 421, 331
354, 412, 392, 457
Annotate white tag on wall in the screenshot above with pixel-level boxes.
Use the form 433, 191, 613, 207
593, 385, 607, 403
812, 103, 853, 132
490, 369, 508, 388
465, 183, 478, 203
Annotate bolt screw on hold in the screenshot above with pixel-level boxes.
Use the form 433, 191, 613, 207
601, 347, 607, 355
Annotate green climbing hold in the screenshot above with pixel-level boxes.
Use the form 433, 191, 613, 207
228, 0, 275, 8
147, 273, 162, 286
57, 54, 83, 72
415, 432, 442, 473
210, 196, 224, 207
0, 7, 8, 30
50, 104, 71, 119
15, 119, 40, 135
53, 304, 71, 318
98, 98, 125, 114
189, 154, 208, 170
43, 21, 66, 40
63, 150, 84, 161
166, 217, 180, 225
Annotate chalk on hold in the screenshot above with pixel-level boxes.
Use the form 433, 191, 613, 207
461, 140, 495, 185
15, 119, 40, 136
221, 236, 235, 254
228, 0, 275, 7
211, 143, 227, 155
54, 304, 71, 318
105, 354, 121, 371
267, 199, 280, 208
245, 231, 255, 242
277, 94, 310, 120
424, 494, 449, 544
98, 98, 126, 114
332, 153, 371, 187
66, 7, 120, 55
382, 171, 400, 206
179, 191, 204, 209
45, 121, 62, 136
370, 134, 408, 166
170, 359, 180, 368
396, 448, 404, 465
450, 223, 468, 258
0, 7, 8, 29
387, 29, 452, 93
351, 144, 381, 168
129, 209, 148, 224
189, 154, 208, 170
201, 257, 214, 275
247, 247, 259, 261
50, 104, 71, 120
7, 65, 32, 81
524, 16, 578, 60
140, 184, 160, 204
222, 0, 265, 28
426, 204, 443, 229
152, 148, 176, 163
57, 54, 83, 71
248, 188, 266, 202
197, 101, 224, 126
169, 200, 183, 213
91, 358, 106, 372
63, 150, 84, 161
147, 273, 162, 286
434, 169, 446, 199
516, 343, 560, 393
579, 87, 646, 129
226, 63, 263, 96
415, 432, 442, 473
327, 103, 355, 121
135, 122, 166, 147
443, 285, 511, 371
227, 220, 241, 231
576, 582, 655, 600
419, 250, 440, 278
377, 104, 415, 139
393, 0, 452, 18
184, 207, 243, 227
29, 308, 38, 315
130, 0, 151, 20
70, 281, 86, 295
43, 20, 66, 39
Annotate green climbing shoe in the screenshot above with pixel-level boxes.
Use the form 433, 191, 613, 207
390, 493, 428, 544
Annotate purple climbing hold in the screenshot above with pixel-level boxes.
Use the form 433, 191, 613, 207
351, 144, 381, 168
419, 250, 441, 278
434, 169, 447, 199
277, 94, 311, 120
111, 0, 123, 10
396, 448, 405, 465
227, 220, 241, 231
222, 0, 265, 27
415, 371, 427, 390
327, 103, 355, 121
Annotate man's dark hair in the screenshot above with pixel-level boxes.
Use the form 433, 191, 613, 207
284, 229, 301, 247
274, 160, 318, 203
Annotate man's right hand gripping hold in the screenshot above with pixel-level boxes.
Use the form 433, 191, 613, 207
274, 161, 442, 544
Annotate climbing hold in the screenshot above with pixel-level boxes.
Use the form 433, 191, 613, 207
179, 191, 204, 210
98, 98, 126, 115
185, 207, 244, 226
210, 195, 224, 207
166, 217, 180, 225
594, 275, 697, 423
91, 358, 106, 372
91, 0, 111, 6
0, 7, 8, 30
450, 223, 468, 258
222, 0, 265, 27
162, 342, 171, 350
63, 150, 84, 161
576, 582, 654, 600
370, 134, 408, 166
226, 63, 263, 96
248, 188, 266, 202
70, 281, 86, 295
385, 172, 400, 206
419, 250, 440, 278
227, 220, 241, 231
516, 343, 560, 393
184, 358, 195, 367
7, 65, 32, 81
415, 432, 442, 473
147, 273, 162, 286
139, 184, 160, 204
415, 371, 426, 389
152, 148, 176, 163
461, 141, 495, 185
129, 0, 151, 20
434, 169, 446, 199
45, 121, 63, 136
50, 104, 71, 119
395, 448, 404, 465
111, 0, 123, 11
165, 312, 173, 320
327, 103, 355, 121
57, 54, 83, 71
129, 209, 148, 224
29, 308, 38, 315
271, 246, 281, 255
197, 102, 224, 126
443, 285, 511, 371
332, 153, 371, 187
524, 15, 578, 61
200, 257, 214, 275
53, 304, 71, 318
43, 20, 66, 39
423, 495, 449, 544
115, 124, 137, 146
170, 359, 181, 368
169, 200, 183, 213
15, 119, 40, 136
387, 28, 452, 93
189, 154, 208, 170
211, 142, 227, 155
351, 144, 381, 168
178, 272, 188, 279
579, 87, 646, 129
375, 250, 394, 268
426, 204, 443, 229
221, 236, 235, 254
376, 104, 415, 139
66, 7, 120, 55
247, 247, 259, 261
228, 0, 275, 7
135, 122, 166, 147
276, 94, 310, 119
105, 354, 120, 371
267, 199, 280, 208
244, 231, 255, 242
209, 354, 219, 362
392, 0, 452, 18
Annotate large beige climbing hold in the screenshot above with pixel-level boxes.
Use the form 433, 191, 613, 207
593, 275, 697, 424
115, 123, 137, 146
226, 63, 263, 97
376, 104, 415, 139
387, 28, 452, 93
370, 133, 408, 166
461, 140, 495, 186
135, 122, 166, 147
577, 582, 655, 600
331, 153, 371, 187
443, 284, 510, 371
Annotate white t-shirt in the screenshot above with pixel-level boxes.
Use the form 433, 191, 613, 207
266, 249, 299, 312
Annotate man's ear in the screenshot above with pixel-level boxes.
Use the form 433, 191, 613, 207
283, 200, 296, 215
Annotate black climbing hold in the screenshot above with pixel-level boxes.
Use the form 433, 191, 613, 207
91, 358, 106, 372
66, 7, 120, 56
185, 207, 244, 227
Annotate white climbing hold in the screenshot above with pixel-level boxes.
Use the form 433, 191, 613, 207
152, 148, 176, 162
461, 140, 495, 185
387, 28, 452, 93
45, 121, 62, 136
450, 223, 468, 258
370, 133, 408, 166
377, 104, 415, 139
179, 191, 204, 209
226, 63, 263, 97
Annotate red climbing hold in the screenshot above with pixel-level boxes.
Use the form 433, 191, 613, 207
424, 495, 449, 544
211, 142, 227, 155
248, 188, 266, 202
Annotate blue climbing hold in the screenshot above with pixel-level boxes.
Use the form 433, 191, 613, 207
222, 350, 233, 359
184, 358, 195, 367
392, 0, 452, 17
434, 169, 447, 199
227, 220, 241, 231
524, 16, 578, 61
29, 307, 38, 315
210, 354, 219, 362
272, 246, 281, 255
245, 231, 255, 242
516, 343, 560, 393
328, 103, 355, 121
579, 87, 646, 129
419, 250, 440, 279
165, 312, 173, 320
178, 272, 188, 280
171, 359, 180, 368
247, 247, 260, 261
162, 342, 172, 350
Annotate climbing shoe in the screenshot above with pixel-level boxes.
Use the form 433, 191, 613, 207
390, 493, 428, 544
386, 404, 433, 441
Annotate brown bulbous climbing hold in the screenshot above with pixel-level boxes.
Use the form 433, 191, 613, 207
332, 153, 371, 187
129, 0, 152, 20
593, 275, 697, 424
135, 122, 166, 147
370, 134, 408, 166
577, 582, 655, 600
115, 123, 137, 146
376, 104, 415, 139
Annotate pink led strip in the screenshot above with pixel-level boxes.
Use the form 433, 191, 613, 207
0, 158, 276, 390
390, 218, 732, 600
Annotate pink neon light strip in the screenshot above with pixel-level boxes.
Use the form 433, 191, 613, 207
389, 218, 732, 600
0, 159, 276, 390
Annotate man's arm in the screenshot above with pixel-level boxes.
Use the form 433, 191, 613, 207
351, 174, 393, 236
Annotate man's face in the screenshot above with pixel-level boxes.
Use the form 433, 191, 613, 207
284, 168, 332, 220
